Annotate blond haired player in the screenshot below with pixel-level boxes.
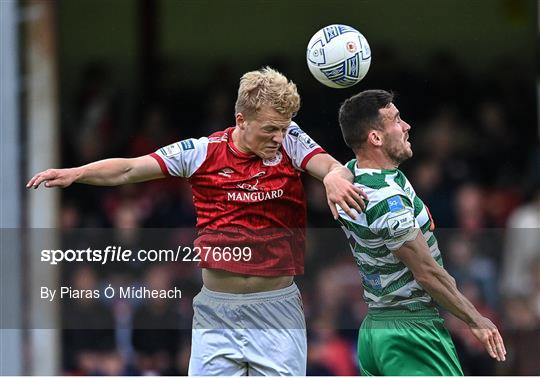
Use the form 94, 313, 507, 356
28, 67, 366, 375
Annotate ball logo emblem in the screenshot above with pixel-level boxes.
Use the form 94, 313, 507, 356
346, 41, 357, 53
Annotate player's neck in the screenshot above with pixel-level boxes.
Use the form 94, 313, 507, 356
355, 149, 398, 170
231, 127, 252, 154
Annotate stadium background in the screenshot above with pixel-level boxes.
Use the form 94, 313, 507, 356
1, 0, 539, 375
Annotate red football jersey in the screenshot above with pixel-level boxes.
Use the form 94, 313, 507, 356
150, 123, 325, 276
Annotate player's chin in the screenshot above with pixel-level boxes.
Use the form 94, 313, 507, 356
260, 148, 278, 159
403, 142, 413, 157
397, 148, 413, 163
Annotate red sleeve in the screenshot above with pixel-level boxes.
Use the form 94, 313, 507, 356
149, 153, 171, 177
300, 148, 326, 170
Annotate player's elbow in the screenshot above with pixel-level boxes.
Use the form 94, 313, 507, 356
118, 159, 142, 185
120, 166, 136, 185
415, 264, 454, 293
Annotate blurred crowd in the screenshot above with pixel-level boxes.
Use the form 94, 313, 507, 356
57, 48, 539, 375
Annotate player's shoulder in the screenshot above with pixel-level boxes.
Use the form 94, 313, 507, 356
353, 168, 412, 210
207, 127, 232, 143
286, 121, 301, 135
286, 121, 307, 140
284, 121, 318, 149
154, 135, 211, 177
352, 166, 410, 190
353, 168, 399, 192
199, 128, 231, 159
157, 135, 208, 157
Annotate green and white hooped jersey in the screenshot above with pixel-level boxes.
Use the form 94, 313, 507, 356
338, 159, 443, 310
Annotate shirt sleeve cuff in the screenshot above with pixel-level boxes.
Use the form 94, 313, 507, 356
149, 153, 171, 177
300, 148, 326, 170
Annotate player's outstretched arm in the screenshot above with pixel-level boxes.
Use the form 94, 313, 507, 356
305, 154, 367, 219
393, 233, 507, 362
26, 155, 165, 189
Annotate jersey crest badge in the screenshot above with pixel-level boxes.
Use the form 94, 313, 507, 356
263, 151, 282, 166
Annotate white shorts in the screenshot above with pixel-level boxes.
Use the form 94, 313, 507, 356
188, 283, 307, 376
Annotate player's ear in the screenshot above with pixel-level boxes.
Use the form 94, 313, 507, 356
235, 113, 246, 129
367, 130, 383, 147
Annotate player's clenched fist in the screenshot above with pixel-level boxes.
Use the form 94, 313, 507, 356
26, 168, 79, 189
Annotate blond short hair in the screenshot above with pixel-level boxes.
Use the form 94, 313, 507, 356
235, 67, 300, 119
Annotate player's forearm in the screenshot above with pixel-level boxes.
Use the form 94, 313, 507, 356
305, 154, 349, 182
75, 158, 137, 186
27, 155, 163, 189
417, 266, 482, 326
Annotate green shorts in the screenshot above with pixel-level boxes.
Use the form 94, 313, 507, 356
358, 307, 463, 376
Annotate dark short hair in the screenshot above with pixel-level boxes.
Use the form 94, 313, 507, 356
338, 90, 394, 152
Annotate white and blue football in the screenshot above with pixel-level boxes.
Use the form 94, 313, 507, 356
307, 24, 371, 88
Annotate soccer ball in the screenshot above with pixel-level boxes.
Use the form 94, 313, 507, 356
306, 24, 371, 88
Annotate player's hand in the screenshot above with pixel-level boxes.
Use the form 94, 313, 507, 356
323, 170, 367, 220
26, 168, 79, 189
470, 316, 506, 362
